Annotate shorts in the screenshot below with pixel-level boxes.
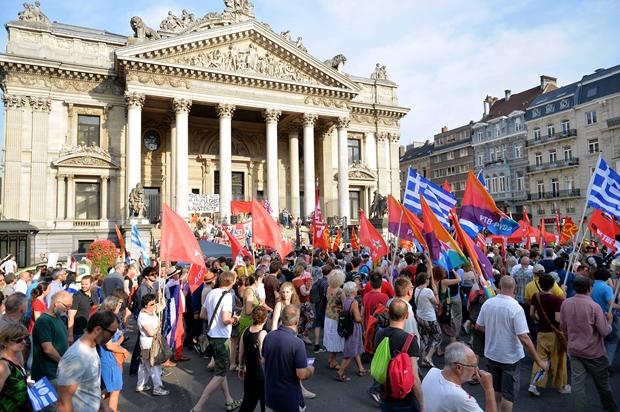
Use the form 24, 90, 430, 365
313, 303, 325, 328
487, 359, 520, 403
211, 338, 230, 377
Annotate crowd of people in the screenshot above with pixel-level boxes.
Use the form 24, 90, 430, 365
0, 240, 618, 412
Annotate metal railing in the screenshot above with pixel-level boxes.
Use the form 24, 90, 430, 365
528, 189, 581, 201
74, 219, 100, 227
526, 129, 577, 147
527, 157, 579, 172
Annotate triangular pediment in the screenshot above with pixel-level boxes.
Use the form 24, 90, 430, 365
116, 21, 360, 96
52, 146, 120, 169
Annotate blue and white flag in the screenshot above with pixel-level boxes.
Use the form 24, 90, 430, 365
28, 377, 58, 411
587, 156, 620, 220
403, 167, 457, 228
476, 169, 486, 186
131, 224, 151, 266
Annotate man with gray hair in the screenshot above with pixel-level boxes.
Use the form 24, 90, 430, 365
102, 261, 126, 299
46, 267, 67, 306
422, 342, 497, 412
263, 304, 314, 412
0, 292, 27, 329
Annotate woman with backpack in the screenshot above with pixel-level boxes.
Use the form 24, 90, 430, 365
335, 281, 367, 382
413, 273, 442, 368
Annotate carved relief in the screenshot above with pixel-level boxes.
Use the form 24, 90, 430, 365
388, 133, 400, 143
173, 98, 192, 113
304, 96, 349, 109
336, 117, 350, 129
53, 144, 119, 169
302, 113, 318, 127
2, 95, 27, 109
29, 96, 51, 112
262, 109, 281, 123
6, 72, 122, 94
125, 71, 191, 90
216, 104, 236, 118
125, 92, 145, 109
376, 132, 389, 142
62, 157, 111, 167
165, 43, 318, 84
351, 114, 374, 125
378, 117, 400, 127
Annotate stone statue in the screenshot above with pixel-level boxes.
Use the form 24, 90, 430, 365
130, 16, 160, 40
181, 9, 196, 25
280, 30, 292, 41
371, 63, 388, 80
295, 37, 307, 52
224, 0, 254, 16
160, 11, 183, 32
128, 183, 147, 218
370, 191, 387, 219
18, 1, 50, 24
324, 54, 347, 72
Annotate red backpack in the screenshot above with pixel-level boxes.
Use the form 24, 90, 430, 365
363, 303, 389, 354
387, 333, 415, 399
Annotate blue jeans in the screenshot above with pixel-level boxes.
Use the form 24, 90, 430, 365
380, 396, 419, 412
604, 313, 619, 367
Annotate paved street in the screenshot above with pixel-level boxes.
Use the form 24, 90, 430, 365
118, 323, 619, 412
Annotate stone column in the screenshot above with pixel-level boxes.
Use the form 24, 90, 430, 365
337, 117, 350, 220
302, 113, 317, 217
388, 134, 401, 196
364, 131, 377, 171
66, 176, 75, 221
173, 98, 192, 219
287, 127, 301, 219
1, 95, 26, 218
56, 174, 66, 220
263, 109, 281, 217
376, 132, 390, 194
101, 176, 109, 220
216, 104, 236, 219
29, 97, 52, 223
125, 92, 145, 210
169, 118, 177, 208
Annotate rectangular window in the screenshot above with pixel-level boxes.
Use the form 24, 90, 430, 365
533, 128, 541, 140
77, 115, 100, 147
460, 148, 468, 157
561, 120, 570, 134
516, 174, 524, 191
588, 138, 599, 153
214, 171, 245, 200
75, 182, 100, 220
586, 111, 597, 125
563, 146, 572, 160
565, 176, 574, 191
495, 124, 500, 137
547, 124, 555, 137
514, 146, 522, 159
349, 190, 360, 220
447, 152, 455, 160
77, 240, 94, 254
549, 149, 557, 163
537, 181, 545, 197
535, 153, 543, 166
515, 118, 522, 132
347, 138, 361, 164
476, 130, 483, 141
551, 178, 559, 196
477, 155, 483, 166
498, 175, 506, 192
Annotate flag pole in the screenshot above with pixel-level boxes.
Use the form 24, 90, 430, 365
390, 209, 404, 271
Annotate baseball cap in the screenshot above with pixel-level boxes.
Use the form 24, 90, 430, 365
533, 264, 545, 274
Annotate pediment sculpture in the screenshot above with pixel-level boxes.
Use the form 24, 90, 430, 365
52, 144, 120, 169
370, 63, 388, 80
17, 1, 50, 25
348, 161, 376, 180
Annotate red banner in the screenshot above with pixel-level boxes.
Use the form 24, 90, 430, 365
589, 210, 620, 252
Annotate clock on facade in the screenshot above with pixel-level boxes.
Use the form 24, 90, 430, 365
143, 130, 161, 151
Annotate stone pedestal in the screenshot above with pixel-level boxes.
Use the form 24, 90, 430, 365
122, 223, 153, 260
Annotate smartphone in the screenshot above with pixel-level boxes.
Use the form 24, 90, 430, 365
307, 357, 315, 367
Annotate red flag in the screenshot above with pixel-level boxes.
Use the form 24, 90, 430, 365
560, 217, 578, 245
332, 228, 342, 252
251, 200, 293, 260
231, 200, 252, 215
539, 217, 547, 248
312, 179, 330, 250
359, 209, 388, 261
223, 228, 252, 262
160, 204, 205, 268
523, 207, 531, 249
589, 210, 620, 252
187, 264, 205, 294
350, 226, 360, 250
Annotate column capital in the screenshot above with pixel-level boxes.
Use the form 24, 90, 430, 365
101, 175, 110, 182
388, 133, 400, 143
29, 96, 51, 112
216, 103, 236, 119
336, 116, 350, 129
376, 132, 389, 142
302, 113, 318, 127
124, 92, 145, 109
263, 109, 282, 124
2, 95, 27, 109
173, 98, 192, 114
67, 175, 75, 182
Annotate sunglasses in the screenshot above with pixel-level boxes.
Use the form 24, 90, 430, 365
101, 327, 118, 335
11, 336, 28, 344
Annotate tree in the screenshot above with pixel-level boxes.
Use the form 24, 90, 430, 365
86, 239, 118, 277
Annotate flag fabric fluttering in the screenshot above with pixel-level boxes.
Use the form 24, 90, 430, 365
114, 224, 126, 260
322, 225, 332, 250
586, 156, 620, 220
589, 209, 620, 252
165, 281, 185, 360
223, 228, 252, 262
359, 209, 388, 261
186, 264, 205, 294
312, 180, 331, 250
560, 217, 578, 245
522, 208, 532, 249
350, 226, 360, 251
459, 171, 519, 237
131, 224, 151, 266
539, 218, 547, 249
403, 167, 457, 228
420, 196, 467, 271
387, 195, 427, 250
332, 228, 342, 252
251, 200, 293, 260
160, 204, 205, 268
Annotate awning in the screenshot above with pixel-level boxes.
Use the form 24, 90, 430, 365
0, 219, 39, 234
199, 240, 232, 258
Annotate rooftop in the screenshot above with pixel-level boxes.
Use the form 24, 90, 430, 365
400, 141, 433, 162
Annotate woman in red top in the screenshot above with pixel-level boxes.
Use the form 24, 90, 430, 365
28, 282, 49, 334
292, 265, 314, 344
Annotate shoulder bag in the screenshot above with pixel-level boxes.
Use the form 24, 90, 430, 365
535, 293, 567, 350
196, 290, 229, 358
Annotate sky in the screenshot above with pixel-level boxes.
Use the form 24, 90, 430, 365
1, 0, 619, 146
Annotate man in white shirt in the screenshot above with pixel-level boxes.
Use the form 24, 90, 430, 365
0, 254, 17, 274
422, 342, 496, 412
475, 276, 548, 412
192, 271, 241, 412
13, 271, 30, 294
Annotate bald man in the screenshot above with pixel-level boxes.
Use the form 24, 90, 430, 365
32, 290, 73, 382
475, 276, 548, 412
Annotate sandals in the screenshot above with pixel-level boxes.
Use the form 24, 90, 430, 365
225, 399, 242, 411
334, 374, 351, 382
328, 363, 341, 370
356, 370, 368, 377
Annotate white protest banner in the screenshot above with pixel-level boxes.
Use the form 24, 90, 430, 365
188, 194, 219, 213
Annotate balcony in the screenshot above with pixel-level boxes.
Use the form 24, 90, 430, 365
74, 219, 101, 228
527, 157, 579, 173
607, 116, 620, 129
484, 157, 505, 167
528, 189, 582, 201
526, 129, 577, 147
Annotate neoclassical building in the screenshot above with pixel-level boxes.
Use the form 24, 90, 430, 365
0, 1, 408, 264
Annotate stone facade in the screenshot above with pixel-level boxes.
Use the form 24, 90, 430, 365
0, 1, 409, 264
399, 140, 433, 196
429, 124, 473, 199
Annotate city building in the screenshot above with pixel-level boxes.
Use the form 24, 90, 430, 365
0, 1, 408, 265
524, 65, 620, 228
399, 140, 433, 196
429, 124, 473, 199
472, 76, 557, 215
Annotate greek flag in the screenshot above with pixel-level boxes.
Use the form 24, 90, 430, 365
27, 377, 57, 411
587, 156, 620, 220
131, 224, 151, 266
403, 167, 457, 228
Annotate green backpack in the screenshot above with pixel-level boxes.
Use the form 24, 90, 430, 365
370, 336, 392, 385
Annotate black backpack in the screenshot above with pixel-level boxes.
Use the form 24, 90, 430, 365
310, 279, 323, 304
337, 307, 354, 338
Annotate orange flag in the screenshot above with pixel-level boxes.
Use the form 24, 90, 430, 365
114, 224, 126, 260
322, 225, 332, 251
251, 200, 293, 260
332, 228, 342, 252
160, 204, 205, 268
350, 226, 360, 250
359, 209, 388, 261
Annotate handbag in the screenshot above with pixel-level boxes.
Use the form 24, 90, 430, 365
535, 293, 568, 350
149, 332, 173, 366
196, 290, 229, 358
437, 281, 452, 325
